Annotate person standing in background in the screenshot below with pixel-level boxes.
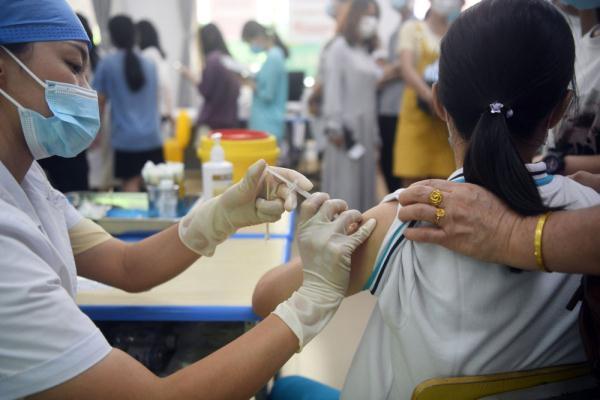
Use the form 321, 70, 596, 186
322, 0, 382, 211
136, 20, 175, 140
93, 15, 162, 192
37, 13, 97, 193
196, 23, 241, 130
543, 3, 600, 176
241, 21, 289, 142
79, 13, 115, 191
393, 0, 463, 186
376, 0, 414, 193
307, 0, 351, 152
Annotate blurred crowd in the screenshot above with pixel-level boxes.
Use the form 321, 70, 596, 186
43, 0, 600, 217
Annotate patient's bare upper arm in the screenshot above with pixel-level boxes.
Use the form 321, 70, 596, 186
347, 200, 399, 296
251, 200, 400, 315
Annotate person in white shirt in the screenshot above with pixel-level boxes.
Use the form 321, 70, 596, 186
136, 19, 175, 139
252, 0, 599, 398
0, 1, 376, 398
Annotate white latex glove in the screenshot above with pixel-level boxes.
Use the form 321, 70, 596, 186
273, 193, 377, 350
179, 159, 313, 256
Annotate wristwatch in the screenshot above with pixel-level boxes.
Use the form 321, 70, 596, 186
543, 150, 566, 175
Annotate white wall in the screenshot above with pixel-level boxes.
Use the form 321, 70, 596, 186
67, 0, 97, 27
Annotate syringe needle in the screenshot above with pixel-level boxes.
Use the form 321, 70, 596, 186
266, 167, 311, 199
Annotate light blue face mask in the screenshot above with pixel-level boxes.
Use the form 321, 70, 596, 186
560, 0, 600, 10
250, 43, 264, 54
447, 8, 461, 22
391, 0, 407, 11
326, 0, 338, 18
0, 46, 100, 160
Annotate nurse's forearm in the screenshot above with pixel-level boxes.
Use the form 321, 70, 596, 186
121, 224, 200, 292
164, 315, 297, 398
31, 315, 299, 400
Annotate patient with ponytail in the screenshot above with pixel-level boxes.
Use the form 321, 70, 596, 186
252, 0, 600, 398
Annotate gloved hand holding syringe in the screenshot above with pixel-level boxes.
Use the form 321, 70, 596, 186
178, 160, 313, 256
264, 166, 312, 239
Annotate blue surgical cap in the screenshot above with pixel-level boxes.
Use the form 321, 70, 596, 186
0, 0, 90, 46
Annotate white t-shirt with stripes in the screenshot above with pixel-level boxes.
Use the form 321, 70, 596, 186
341, 163, 600, 400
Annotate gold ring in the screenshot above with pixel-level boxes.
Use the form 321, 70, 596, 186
434, 207, 446, 225
429, 189, 443, 207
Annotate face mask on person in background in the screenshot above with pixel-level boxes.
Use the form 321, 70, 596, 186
359, 16, 379, 40
0, 46, 100, 160
560, 0, 600, 9
326, 0, 338, 18
250, 43, 264, 54
431, 0, 462, 21
391, 0, 407, 11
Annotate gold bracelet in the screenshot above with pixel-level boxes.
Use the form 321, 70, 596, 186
534, 212, 551, 273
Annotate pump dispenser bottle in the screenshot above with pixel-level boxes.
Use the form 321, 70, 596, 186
202, 133, 233, 201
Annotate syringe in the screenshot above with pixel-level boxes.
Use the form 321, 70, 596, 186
263, 167, 312, 241
266, 167, 312, 199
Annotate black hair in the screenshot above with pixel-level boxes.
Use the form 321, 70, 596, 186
136, 20, 166, 59
437, 0, 575, 216
241, 20, 289, 59
76, 13, 99, 71
2, 43, 30, 55
108, 15, 146, 92
199, 23, 231, 57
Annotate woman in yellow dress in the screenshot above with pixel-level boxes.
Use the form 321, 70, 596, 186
393, 0, 464, 185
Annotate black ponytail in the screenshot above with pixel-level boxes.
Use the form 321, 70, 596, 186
123, 48, 145, 91
438, 0, 575, 216
109, 15, 146, 92
136, 20, 167, 59
270, 30, 289, 59
464, 111, 547, 216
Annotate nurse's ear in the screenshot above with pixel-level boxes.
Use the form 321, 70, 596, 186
432, 83, 449, 122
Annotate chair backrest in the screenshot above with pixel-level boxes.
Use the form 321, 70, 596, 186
411, 363, 591, 400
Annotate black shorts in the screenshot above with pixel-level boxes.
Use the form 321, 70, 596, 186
115, 147, 164, 180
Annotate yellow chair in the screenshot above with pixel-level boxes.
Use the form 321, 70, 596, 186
163, 110, 192, 163
411, 363, 591, 400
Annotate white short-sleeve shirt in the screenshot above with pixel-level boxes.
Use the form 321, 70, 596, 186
0, 162, 111, 399
342, 163, 600, 400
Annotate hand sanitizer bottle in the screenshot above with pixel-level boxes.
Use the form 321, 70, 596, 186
202, 133, 233, 201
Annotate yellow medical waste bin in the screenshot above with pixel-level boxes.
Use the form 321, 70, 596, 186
198, 130, 280, 183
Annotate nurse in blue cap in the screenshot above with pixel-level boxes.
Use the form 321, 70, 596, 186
0, 1, 375, 398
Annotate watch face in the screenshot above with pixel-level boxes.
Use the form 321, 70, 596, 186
546, 156, 559, 172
